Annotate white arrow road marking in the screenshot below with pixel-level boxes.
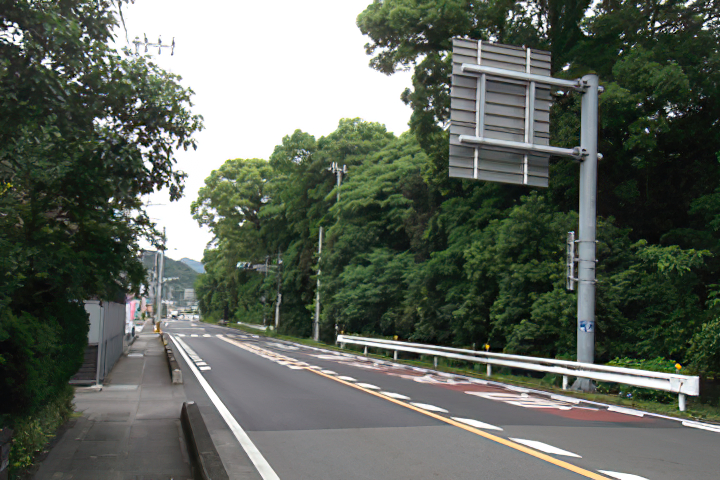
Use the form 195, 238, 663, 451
338, 376, 357, 382
381, 392, 410, 400
170, 335, 279, 480
410, 403, 448, 413
509, 439, 581, 458
598, 471, 650, 480
356, 383, 380, 390
452, 417, 503, 431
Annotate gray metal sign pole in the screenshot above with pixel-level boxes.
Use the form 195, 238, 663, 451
574, 74, 599, 390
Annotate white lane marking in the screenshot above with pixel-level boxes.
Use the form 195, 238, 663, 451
452, 417, 503, 431
307, 366, 322, 370
199, 366, 212, 371
469, 378, 488, 384
203, 334, 212, 337
164, 322, 168, 327
170, 335, 280, 480
356, 383, 380, 390
682, 421, 720, 433
338, 376, 357, 382
608, 406, 645, 417
177, 334, 186, 337
598, 471, 650, 480
509, 439, 581, 458
410, 403, 448, 413
321, 370, 337, 375
196, 362, 208, 366
191, 334, 199, 337
288, 366, 304, 370
381, 391, 410, 400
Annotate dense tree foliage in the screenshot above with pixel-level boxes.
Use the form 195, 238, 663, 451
196, 1, 720, 375
0, 0, 202, 420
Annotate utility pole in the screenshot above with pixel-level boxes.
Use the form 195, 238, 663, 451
132, 34, 175, 55
313, 227, 323, 341
155, 227, 166, 325
329, 162, 347, 203
275, 251, 282, 329
262, 255, 269, 326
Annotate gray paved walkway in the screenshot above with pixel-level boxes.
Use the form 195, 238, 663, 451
33, 327, 193, 480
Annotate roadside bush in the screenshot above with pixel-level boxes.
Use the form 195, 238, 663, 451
0, 303, 87, 419
599, 357, 681, 403
7, 384, 74, 479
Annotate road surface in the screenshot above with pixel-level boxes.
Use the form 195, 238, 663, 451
163, 319, 720, 480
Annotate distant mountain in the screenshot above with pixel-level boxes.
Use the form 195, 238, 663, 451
180, 257, 205, 273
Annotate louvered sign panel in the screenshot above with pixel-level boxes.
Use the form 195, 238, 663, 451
450, 39, 553, 187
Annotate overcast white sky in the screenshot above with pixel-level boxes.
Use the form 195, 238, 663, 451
118, 0, 413, 262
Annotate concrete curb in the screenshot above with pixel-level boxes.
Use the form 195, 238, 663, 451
181, 402, 230, 480
162, 333, 183, 384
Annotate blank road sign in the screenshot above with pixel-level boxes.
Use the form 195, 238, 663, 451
450, 39, 553, 187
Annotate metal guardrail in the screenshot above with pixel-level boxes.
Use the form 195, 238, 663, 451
336, 335, 700, 411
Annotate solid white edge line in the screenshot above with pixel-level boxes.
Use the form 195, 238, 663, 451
170, 335, 280, 480
682, 421, 720, 433
607, 406, 645, 417
598, 470, 650, 480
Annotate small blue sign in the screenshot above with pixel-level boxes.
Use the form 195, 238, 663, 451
579, 321, 595, 333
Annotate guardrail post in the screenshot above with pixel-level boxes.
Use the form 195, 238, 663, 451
562, 375, 569, 390
393, 350, 398, 361
487, 364, 492, 377
434, 356, 438, 368
363, 346, 368, 356
679, 393, 686, 412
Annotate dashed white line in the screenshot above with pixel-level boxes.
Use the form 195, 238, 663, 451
338, 376, 357, 382
177, 334, 186, 337
598, 471, 649, 480
203, 334, 212, 337
509, 439, 581, 458
191, 334, 198, 337
410, 403, 448, 413
321, 370, 337, 375
381, 392, 410, 400
199, 366, 212, 371
452, 417, 503, 431
356, 383, 380, 390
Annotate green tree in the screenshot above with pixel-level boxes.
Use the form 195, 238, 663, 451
0, 0, 202, 420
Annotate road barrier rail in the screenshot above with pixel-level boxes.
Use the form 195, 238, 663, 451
336, 335, 699, 411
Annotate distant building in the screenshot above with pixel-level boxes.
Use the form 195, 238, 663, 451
184, 289, 196, 302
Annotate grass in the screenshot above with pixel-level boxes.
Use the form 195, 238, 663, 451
201, 318, 720, 423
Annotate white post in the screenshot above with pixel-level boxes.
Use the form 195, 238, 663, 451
393, 350, 398, 361
562, 375, 569, 390
434, 357, 438, 368
679, 393, 687, 412
364, 346, 368, 356
486, 364, 492, 377
155, 228, 166, 325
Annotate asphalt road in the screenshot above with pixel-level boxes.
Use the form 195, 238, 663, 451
163, 319, 720, 480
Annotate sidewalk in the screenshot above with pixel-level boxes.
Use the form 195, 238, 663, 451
33, 324, 193, 480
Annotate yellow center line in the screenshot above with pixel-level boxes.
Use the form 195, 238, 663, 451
308, 368, 611, 480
